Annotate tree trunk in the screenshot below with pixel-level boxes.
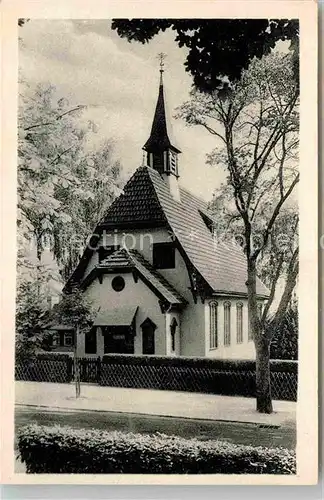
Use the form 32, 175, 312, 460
247, 258, 273, 413
74, 326, 81, 398
255, 336, 273, 413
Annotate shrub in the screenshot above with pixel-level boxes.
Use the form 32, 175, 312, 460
101, 354, 298, 373
270, 307, 298, 360
15, 356, 73, 383
100, 355, 297, 400
35, 353, 72, 361
18, 424, 296, 475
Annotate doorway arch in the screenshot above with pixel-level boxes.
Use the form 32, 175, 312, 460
141, 318, 157, 355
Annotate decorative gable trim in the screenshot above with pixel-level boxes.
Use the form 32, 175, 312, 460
80, 250, 186, 311
174, 239, 213, 304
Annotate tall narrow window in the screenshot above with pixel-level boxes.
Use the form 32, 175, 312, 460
209, 301, 218, 349
170, 317, 178, 352
236, 302, 243, 344
224, 301, 231, 346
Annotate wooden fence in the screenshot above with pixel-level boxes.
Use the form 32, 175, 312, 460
15, 355, 298, 401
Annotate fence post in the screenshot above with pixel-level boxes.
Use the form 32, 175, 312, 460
66, 357, 72, 382
97, 356, 101, 384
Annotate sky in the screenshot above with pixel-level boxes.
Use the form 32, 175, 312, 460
19, 19, 224, 200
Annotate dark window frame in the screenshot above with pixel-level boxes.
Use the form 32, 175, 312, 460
236, 302, 243, 344
85, 327, 97, 354
152, 242, 175, 269
209, 301, 218, 349
224, 301, 231, 346
111, 275, 126, 292
141, 318, 157, 355
170, 317, 178, 352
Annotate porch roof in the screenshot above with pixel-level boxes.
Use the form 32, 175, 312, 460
93, 306, 138, 327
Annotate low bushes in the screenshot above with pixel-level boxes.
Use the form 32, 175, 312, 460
101, 354, 298, 373
17, 424, 296, 475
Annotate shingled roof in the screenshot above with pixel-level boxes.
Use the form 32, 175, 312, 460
82, 247, 187, 307
99, 167, 167, 227
67, 166, 269, 298
98, 166, 269, 298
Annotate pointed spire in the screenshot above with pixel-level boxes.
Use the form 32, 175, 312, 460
143, 54, 181, 155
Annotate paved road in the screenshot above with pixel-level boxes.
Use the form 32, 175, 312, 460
15, 405, 296, 451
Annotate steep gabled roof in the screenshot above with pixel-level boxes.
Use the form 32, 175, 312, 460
82, 247, 187, 307
67, 166, 269, 298
144, 167, 268, 297
99, 167, 167, 227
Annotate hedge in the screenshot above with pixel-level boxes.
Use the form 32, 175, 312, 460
15, 355, 73, 383
101, 354, 298, 373
17, 424, 296, 475
35, 353, 72, 361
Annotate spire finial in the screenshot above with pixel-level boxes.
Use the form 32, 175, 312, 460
157, 52, 167, 85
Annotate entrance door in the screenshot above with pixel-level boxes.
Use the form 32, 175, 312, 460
103, 327, 134, 354
141, 318, 156, 355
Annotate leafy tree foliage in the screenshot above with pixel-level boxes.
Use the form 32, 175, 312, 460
112, 19, 299, 92
270, 303, 298, 360
50, 288, 95, 335
177, 52, 299, 412
49, 288, 95, 397
17, 79, 121, 361
18, 80, 122, 280
15, 279, 51, 360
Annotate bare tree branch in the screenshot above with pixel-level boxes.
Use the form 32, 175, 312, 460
261, 254, 284, 322
22, 105, 86, 131
252, 173, 299, 260
266, 247, 299, 340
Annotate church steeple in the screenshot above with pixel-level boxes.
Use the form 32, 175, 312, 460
143, 54, 181, 178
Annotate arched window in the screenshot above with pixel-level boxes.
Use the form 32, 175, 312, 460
224, 301, 231, 346
236, 302, 243, 344
170, 317, 178, 352
141, 318, 157, 355
209, 301, 218, 349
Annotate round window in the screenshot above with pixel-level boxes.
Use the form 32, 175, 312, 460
111, 276, 125, 292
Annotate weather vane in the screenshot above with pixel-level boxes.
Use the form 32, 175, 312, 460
157, 52, 167, 74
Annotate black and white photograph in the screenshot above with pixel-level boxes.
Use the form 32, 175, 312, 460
0, 0, 318, 486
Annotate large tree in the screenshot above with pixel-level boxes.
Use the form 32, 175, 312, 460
176, 52, 299, 413
112, 19, 299, 92
18, 80, 122, 280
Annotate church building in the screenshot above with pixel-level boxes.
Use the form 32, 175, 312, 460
57, 65, 269, 360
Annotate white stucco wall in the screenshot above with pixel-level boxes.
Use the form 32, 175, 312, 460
165, 311, 181, 356
81, 272, 166, 356
204, 298, 256, 360
79, 226, 263, 360
160, 246, 206, 356
80, 226, 207, 357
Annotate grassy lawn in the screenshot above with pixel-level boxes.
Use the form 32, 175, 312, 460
15, 406, 295, 450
